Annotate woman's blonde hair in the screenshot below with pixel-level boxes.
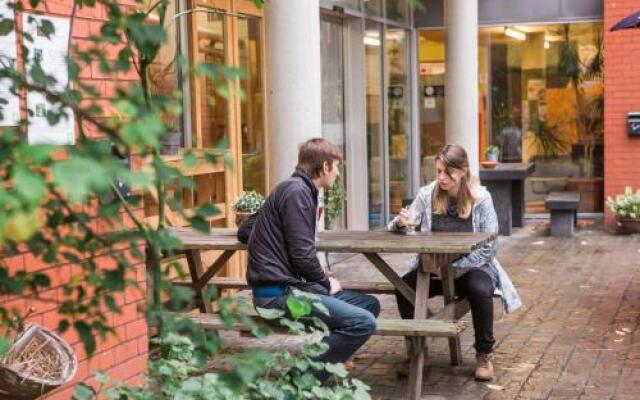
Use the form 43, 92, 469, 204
433, 144, 476, 219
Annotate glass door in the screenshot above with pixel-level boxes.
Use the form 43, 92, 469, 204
321, 14, 347, 229
365, 21, 385, 228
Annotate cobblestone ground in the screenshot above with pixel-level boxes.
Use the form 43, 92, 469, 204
218, 222, 640, 399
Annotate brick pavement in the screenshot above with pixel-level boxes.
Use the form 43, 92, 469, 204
218, 222, 640, 399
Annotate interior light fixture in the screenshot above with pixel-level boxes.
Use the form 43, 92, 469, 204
544, 40, 550, 49
363, 36, 381, 46
504, 27, 526, 41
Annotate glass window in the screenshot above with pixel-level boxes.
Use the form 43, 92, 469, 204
364, 0, 382, 17
320, 15, 347, 228
385, 28, 410, 215
191, 10, 228, 149
237, 16, 266, 195
386, 0, 408, 23
325, 0, 360, 10
365, 21, 384, 228
418, 22, 604, 212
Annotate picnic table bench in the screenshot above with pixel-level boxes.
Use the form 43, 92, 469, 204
171, 228, 496, 400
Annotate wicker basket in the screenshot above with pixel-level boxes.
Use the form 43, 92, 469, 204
0, 324, 77, 400
235, 211, 253, 227
617, 218, 640, 234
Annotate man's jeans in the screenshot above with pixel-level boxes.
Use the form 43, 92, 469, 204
253, 289, 380, 382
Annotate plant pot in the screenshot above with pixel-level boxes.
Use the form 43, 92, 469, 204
616, 218, 640, 234
160, 132, 182, 156
235, 211, 253, 227
486, 153, 499, 162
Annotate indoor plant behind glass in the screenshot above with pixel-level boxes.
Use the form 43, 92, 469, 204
484, 145, 501, 162
607, 186, 640, 234
324, 176, 346, 230
232, 191, 265, 227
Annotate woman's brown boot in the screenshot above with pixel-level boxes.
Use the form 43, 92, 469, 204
474, 352, 494, 381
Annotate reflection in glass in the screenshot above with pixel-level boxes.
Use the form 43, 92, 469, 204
238, 16, 266, 195
417, 22, 604, 212
386, 0, 408, 23
146, 0, 181, 141
192, 10, 227, 149
321, 16, 347, 229
364, 0, 381, 16
365, 21, 384, 228
386, 28, 410, 216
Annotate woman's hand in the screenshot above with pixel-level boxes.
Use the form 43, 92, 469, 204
395, 208, 409, 227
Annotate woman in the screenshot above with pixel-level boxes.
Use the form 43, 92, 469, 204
389, 144, 522, 381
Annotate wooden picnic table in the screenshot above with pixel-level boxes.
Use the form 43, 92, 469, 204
172, 227, 496, 400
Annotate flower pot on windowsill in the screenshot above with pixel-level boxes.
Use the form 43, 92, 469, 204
616, 218, 640, 234
235, 211, 253, 227
160, 132, 182, 156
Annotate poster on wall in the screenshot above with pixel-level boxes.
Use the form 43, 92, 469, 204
23, 13, 75, 145
0, 1, 20, 126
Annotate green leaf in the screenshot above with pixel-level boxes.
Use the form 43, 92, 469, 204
72, 382, 96, 400
52, 158, 111, 202
255, 307, 285, 320
74, 320, 96, 356
325, 362, 348, 378
0, 18, 14, 36
0, 335, 11, 360
13, 168, 46, 204
39, 19, 55, 38
286, 297, 311, 320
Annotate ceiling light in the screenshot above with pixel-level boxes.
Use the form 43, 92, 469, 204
364, 36, 381, 46
504, 27, 526, 41
544, 40, 550, 49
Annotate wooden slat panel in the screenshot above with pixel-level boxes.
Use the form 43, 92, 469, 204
186, 313, 467, 337
173, 277, 398, 293
171, 228, 496, 254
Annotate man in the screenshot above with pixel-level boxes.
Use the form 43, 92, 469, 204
238, 138, 380, 382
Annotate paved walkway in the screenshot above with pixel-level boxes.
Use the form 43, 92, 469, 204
219, 222, 640, 399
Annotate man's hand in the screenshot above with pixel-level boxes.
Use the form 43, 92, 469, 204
329, 277, 342, 295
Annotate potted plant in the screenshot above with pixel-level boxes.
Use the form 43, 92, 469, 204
607, 186, 640, 234
232, 191, 265, 227
160, 123, 182, 156
484, 145, 500, 162
324, 176, 346, 230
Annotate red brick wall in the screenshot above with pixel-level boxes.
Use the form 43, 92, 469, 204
604, 0, 640, 230
2, 1, 148, 398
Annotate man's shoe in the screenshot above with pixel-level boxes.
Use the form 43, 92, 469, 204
474, 352, 494, 381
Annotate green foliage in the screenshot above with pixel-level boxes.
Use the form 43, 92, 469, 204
526, 118, 568, 157
73, 295, 371, 400
324, 177, 346, 228
0, 0, 370, 398
232, 190, 265, 213
484, 145, 500, 157
607, 186, 640, 220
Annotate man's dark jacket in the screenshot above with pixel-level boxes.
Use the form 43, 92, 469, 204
237, 170, 331, 295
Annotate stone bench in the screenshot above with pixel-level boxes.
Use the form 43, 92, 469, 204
545, 192, 580, 237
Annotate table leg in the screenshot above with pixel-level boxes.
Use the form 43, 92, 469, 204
407, 267, 431, 400
440, 259, 463, 366
407, 336, 426, 400
512, 178, 525, 227
185, 250, 212, 313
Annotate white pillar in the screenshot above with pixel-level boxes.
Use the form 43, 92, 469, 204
444, 0, 479, 175
265, 0, 322, 187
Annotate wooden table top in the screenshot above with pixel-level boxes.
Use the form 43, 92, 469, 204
171, 228, 496, 254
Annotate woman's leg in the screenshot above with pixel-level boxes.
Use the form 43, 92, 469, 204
457, 269, 496, 354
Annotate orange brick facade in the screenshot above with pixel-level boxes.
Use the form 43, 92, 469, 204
604, 0, 640, 230
2, 1, 148, 398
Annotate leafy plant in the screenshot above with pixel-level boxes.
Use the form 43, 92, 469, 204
557, 24, 604, 176
607, 186, 640, 220
484, 145, 500, 157
232, 190, 265, 213
324, 176, 346, 228
527, 118, 568, 157
74, 293, 371, 400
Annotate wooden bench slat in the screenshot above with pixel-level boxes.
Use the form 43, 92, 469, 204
186, 313, 467, 338
172, 278, 398, 294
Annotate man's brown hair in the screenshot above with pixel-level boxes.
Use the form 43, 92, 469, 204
296, 138, 343, 178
